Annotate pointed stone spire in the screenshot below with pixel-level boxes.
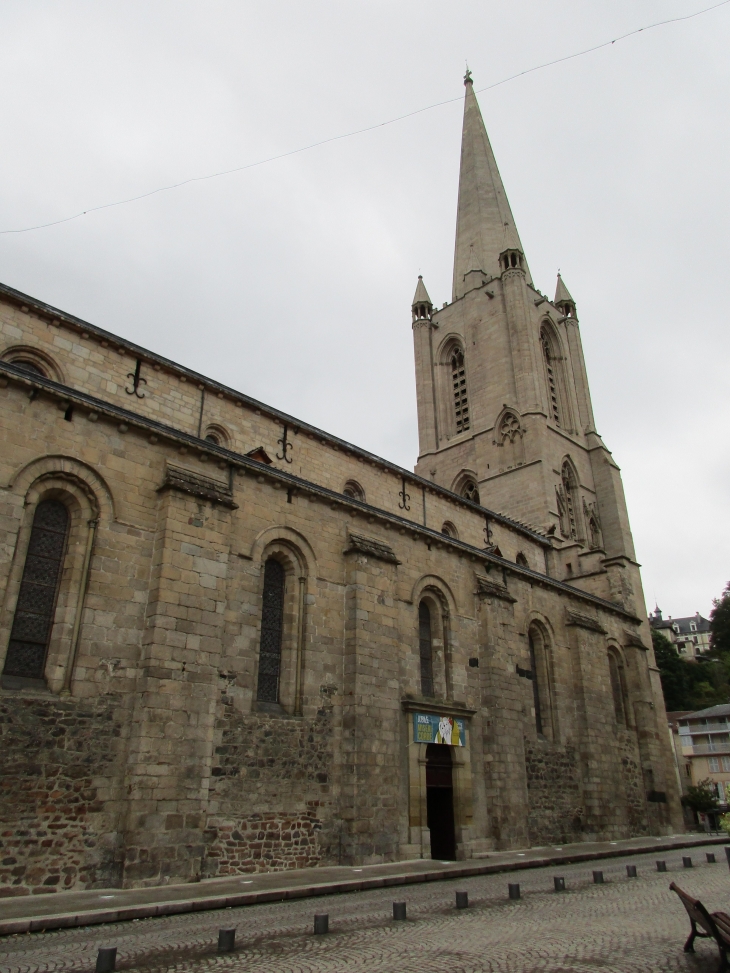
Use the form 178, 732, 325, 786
554, 273, 573, 306
452, 72, 531, 300
412, 275, 433, 324
554, 273, 576, 317
412, 275, 432, 307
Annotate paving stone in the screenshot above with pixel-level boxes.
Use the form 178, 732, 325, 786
0, 845, 724, 972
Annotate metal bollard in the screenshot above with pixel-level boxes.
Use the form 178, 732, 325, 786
554, 876, 565, 892
96, 948, 117, 973
508, 883, 520, 900
593, 870, 604, 884
393, 901, 407, 921
313, 914, 329, 935
707, 853, 717, 864
656, 860, 667, 872
455, 890, 469, 909
683, 856, 693, 868
626, 865, 637, 878
218, 929, 236, 954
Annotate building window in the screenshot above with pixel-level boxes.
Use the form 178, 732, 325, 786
12, 359, 46, 376
441, 521, 458, 539
256, 558, 285, 703
690, 622, 697, 632
607, 650, 627, 726
450, 348, 470, 434
461, 479, 480, 504
2, 499, 69, 682
342, 480, 365, 502
528, 629, 545, 735
709, 757, 720, 773
540, 327, 561, 426
419, 601, 434, 697
722, 757, 730, 773
528, 624, 555, 740
203, 425, 229, 449
516, 552, 529, 568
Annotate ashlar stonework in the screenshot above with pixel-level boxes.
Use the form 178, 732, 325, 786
0, 73, 681, 897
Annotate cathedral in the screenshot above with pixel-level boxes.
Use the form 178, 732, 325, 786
0, 73, 681, 896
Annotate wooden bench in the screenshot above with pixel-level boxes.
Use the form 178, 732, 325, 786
670, 882, 730, 972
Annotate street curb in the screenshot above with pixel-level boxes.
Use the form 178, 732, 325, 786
1, 834, 726, 937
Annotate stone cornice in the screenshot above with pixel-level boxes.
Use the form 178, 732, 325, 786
475, 575, 516, 603
344, 532, 400, 564
623, 630, 648, 650
401, 696, 477, 719
565, 609, 607, 634
158, 464, 237, 509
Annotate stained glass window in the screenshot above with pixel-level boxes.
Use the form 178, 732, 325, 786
3, 500, 69, 681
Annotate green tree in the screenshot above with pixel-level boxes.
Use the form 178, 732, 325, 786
681, 778, 719, 814
652, 628, 729, 711
653, 628, 691, 711
710, 582, 730, 655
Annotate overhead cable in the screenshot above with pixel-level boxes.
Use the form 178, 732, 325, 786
1, 0, 728, 236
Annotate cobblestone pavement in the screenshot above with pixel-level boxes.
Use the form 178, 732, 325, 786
2, 844, 729, 973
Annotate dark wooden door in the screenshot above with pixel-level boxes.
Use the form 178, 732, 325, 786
426, 743, 456, 860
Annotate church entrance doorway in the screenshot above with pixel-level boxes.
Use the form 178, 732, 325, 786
426, 743, 456, 860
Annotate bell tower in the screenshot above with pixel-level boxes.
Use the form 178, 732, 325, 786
412, 72, 643, 612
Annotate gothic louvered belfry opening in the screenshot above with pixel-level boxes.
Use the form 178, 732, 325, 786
419, 600, 434, 697
541, 329, 561, 426
451, 348, 470, 433
3, 499, 69, 681
256, 558, 285, 702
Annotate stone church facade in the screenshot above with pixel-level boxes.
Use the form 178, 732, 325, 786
0, 74, 681, 896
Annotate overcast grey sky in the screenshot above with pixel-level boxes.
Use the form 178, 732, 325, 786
0, 1, 727, 618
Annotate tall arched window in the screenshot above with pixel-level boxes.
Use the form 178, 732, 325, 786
528, 623, 554, 739
256, 558, 286, 703
561, 461, 579, 540
2, 499, 69, 682
528, 630, 544, 735
450, 348, 470, 434
608, 650, 627, 726
540, 326, 562, 426
419, 600, 434, 697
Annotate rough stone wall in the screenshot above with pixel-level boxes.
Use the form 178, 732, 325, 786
0, 692, 126, 896
524, 739, 584, 845
617, 730, 648, 835
203, 694, 336, 875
